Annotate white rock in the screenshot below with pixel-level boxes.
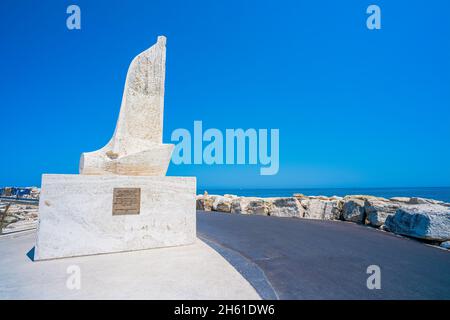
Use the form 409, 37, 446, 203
197, 195, 218, 211
390, 197, 411, 203
342, 197, 366, 223
301, 199, 324, 220
440, 241, 450, 249
212, 196, 232, 213
196, 195, 206, 210
302, 199, 342, 220
324, 200, 343, 220
230, 198, 242, 214
308, 195, 332, 201
384, 207, 450, 241
365, 199, 401, 227
223, 194, 238, 199
268, 197, 304, 218
408, 197, 433, 205
231, 197, 270, 215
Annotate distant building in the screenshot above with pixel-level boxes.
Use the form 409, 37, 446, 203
0, 187, 40, 199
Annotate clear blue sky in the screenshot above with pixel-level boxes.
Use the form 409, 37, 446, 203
1, 0, 449, 189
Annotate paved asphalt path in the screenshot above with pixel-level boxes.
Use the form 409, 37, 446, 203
197, 211, 450, 299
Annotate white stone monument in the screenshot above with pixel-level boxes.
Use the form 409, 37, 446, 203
35, 36, 196, 260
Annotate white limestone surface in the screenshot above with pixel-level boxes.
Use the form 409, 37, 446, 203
35, 174, 196, 260
79, 36, 173, 176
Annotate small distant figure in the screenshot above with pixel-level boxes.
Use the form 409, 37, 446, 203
204, 191, 208, 196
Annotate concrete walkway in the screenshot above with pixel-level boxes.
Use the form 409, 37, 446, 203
0, 230, 260, 299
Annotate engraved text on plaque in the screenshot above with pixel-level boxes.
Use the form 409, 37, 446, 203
112, 188, 141, 215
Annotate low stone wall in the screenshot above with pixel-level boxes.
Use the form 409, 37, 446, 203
197, 193, 450, 249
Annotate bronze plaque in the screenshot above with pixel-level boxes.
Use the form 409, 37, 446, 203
112, 188, 141, 215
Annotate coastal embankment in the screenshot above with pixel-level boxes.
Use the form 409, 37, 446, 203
197, 193, 450, 249
1, 186, 449, 250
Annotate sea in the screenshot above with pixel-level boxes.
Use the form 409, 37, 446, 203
197, 187, 450, 203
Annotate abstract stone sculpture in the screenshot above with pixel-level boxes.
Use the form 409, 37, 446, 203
80, 36, 173, 176
35, 36, 196, 260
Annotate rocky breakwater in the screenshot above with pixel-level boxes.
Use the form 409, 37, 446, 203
0, 202, 39, 234
196, 193, 450, 249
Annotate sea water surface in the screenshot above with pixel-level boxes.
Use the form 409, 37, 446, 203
197, 187, 450, 203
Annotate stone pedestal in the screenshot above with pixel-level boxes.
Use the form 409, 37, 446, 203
35, 174, 196, 260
